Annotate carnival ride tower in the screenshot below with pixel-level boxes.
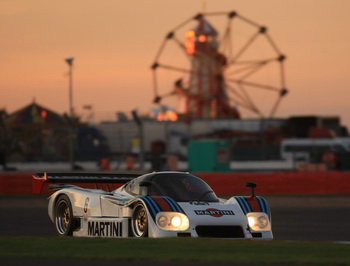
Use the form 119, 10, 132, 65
184, 16, 239, 119
152, 11, 287, 121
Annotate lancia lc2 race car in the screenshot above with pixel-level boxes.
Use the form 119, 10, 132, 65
33, 171, 272, 239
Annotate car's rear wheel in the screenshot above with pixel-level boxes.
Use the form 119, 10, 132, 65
55, 195, 74, 236
131, 203, 148, 237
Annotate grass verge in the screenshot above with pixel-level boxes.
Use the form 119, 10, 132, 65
0, 236, 349, 265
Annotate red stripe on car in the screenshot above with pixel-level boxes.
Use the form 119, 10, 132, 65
246, 197, 261, 212
152, 196, 172, 212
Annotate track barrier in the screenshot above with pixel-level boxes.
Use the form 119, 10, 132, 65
0, 171, 349, 195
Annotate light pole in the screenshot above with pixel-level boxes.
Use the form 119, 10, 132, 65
131, 109, 144, 170
65, 57, 75, 170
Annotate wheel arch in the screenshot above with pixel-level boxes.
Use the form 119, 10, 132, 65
48, 191, 74, 221
130, 200, 150, 237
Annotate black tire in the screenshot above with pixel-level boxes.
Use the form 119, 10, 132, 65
131, 203, 148, 237
54, 195, 74, 236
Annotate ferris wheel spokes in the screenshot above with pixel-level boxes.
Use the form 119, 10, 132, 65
151, 10, 288, 119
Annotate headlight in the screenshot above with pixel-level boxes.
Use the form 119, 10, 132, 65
257, 216, 268, 228
158, 215, 168, 228
171, 216, 181, 227
246, 212, 271, 231
156, 212, 190, 231
247, 216, 255, 227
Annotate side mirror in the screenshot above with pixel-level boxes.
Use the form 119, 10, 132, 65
246, 182, 257, 197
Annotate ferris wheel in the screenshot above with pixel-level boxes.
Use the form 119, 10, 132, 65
151, 11, 288, 120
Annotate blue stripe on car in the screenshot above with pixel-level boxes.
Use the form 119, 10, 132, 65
137, 196, 185, 222
256, 197, 266, 212
257, 196, 271, 219
163, 197, 177, 212
138, 196, 157, 219
235, 196, 271, 220
235, 197, 248, 214
164, 197, 184, 213
256, 196, 266, 213
235, 197, 245, 214
241, 197, 253, 213
146, 196, 162, 213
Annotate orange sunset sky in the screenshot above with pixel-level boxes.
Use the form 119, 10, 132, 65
1, 0, 350, 127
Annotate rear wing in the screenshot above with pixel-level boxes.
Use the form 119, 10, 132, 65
32, 172, 139, 194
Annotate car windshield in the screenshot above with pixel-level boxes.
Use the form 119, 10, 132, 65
150, 173, 219, 202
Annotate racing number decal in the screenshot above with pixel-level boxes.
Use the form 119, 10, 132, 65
84, 197, 90, 213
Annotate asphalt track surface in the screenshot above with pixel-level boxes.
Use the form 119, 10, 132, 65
1, 195, 350, 266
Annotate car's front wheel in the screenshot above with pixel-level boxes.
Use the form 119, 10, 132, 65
131, 202, 148, 237
55, 195, 74, 236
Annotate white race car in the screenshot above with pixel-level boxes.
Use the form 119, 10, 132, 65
33, 171, 272, 239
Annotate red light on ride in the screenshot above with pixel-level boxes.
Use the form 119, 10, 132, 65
41, 110, 47, 119
186, 30, 195, 38
185, 30, 195, 55
198, 35, 206, 42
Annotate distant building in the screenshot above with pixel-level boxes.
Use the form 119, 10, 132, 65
97, 115, 349, 162
0, 101, 110, 162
